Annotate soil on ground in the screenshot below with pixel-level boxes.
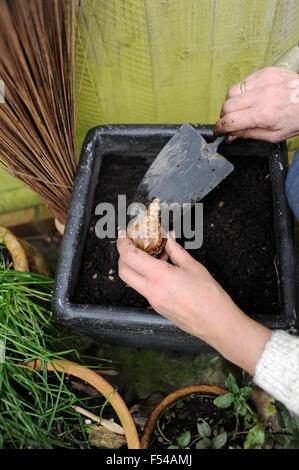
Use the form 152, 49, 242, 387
74, 153, 279, 317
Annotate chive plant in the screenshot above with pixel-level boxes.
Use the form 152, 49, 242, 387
0, 243, 108, 448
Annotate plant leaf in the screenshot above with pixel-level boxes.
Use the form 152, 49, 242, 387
274, 434, 292, 448
244, 412, 257, 430
196, 437, 211, 449
167, 445, 180, 449
197, 419, 211, 438
178, 431, 191, 448
213, 392, 235, 408
233, 397, 241, 411
278, 407, 292, 429
176, 398, 184, 409
267, 402, 277, 417
239, 386, 252, 400
244, 425, 265, 449
212, 431, 227, 449
225, 373, 239, 394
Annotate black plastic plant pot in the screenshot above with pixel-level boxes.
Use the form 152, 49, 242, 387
52, 125, 297, 352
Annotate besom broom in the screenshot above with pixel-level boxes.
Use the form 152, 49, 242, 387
0, 0, 79, 225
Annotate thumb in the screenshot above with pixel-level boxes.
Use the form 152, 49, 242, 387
165, 231, 196, 268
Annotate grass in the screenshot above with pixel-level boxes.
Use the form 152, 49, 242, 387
0, 243, 113, 449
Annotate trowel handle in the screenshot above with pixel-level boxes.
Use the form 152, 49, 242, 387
207, 135, 226, 154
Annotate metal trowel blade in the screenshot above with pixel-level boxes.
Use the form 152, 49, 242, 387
135, 123, 234, 207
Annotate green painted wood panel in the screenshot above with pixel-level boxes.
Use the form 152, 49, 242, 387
1, 0, 298, 214
0, 170, 41, 214
76, 0, 299, 153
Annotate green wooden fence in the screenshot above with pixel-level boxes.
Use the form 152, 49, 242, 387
1, 0, 298, 215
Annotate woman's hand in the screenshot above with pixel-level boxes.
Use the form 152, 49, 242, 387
214, 67, 299, 143
117, 231, 271, 374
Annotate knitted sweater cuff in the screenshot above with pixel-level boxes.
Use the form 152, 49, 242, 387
254, 330, 299, 416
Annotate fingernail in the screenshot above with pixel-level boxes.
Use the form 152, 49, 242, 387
167, 230, 176, 240
227, 134, 237, 142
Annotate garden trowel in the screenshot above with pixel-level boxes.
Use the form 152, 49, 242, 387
135, 123, 234, 220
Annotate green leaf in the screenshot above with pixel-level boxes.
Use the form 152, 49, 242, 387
278, 408, 292, 429
196, 437, 211, 449
233, 397, 241, 411
293, 417, 299, 431
239, 404, 247, 416
164, 408, 171, 420
267, 402, 276, 417
197, 419, 211, 438
177, 431, 191, 448
274, 434, 292, 447
176, 399, 184, 409
212, 431, 227, 449
167, 445, 180, 449
225, 373, 239, 394
244, 425, 265, 449
213, 392, 235, 408
239, 386, 252, 400
293, 428, 299, 441
244, 412, 257, 430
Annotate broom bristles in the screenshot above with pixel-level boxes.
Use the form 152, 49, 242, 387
0, 0, 79, 224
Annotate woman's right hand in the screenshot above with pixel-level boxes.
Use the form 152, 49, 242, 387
117, 231, 272, 375
214, 67, 299, 143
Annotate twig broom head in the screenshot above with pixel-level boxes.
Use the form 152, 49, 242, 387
0, 0, 78, 224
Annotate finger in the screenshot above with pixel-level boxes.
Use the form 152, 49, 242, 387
225, 67, 279, 99
118, 258, 150, 297
159, 252, 169, 262
220, 93, 253, 118
165, 233, 196, 269
228, 128, 282, 143
214, 109, 259, 135
226, 75, 259, 98
117, 231, 167, 279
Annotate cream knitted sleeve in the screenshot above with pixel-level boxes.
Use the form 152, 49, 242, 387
254, 330, 299, 416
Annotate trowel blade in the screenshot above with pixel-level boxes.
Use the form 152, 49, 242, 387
135, 123, 234, 207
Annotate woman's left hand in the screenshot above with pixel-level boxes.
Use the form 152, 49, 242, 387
117, 231, 271, 374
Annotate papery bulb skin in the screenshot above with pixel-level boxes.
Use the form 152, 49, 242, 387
127, 198, 166, 256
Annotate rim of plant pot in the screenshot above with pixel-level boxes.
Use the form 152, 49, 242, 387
140, 384, 227, 449
19, 239, 52, 277
0, 225, 29, 272
0, 225, 51, 276
25, 358, 141, 449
